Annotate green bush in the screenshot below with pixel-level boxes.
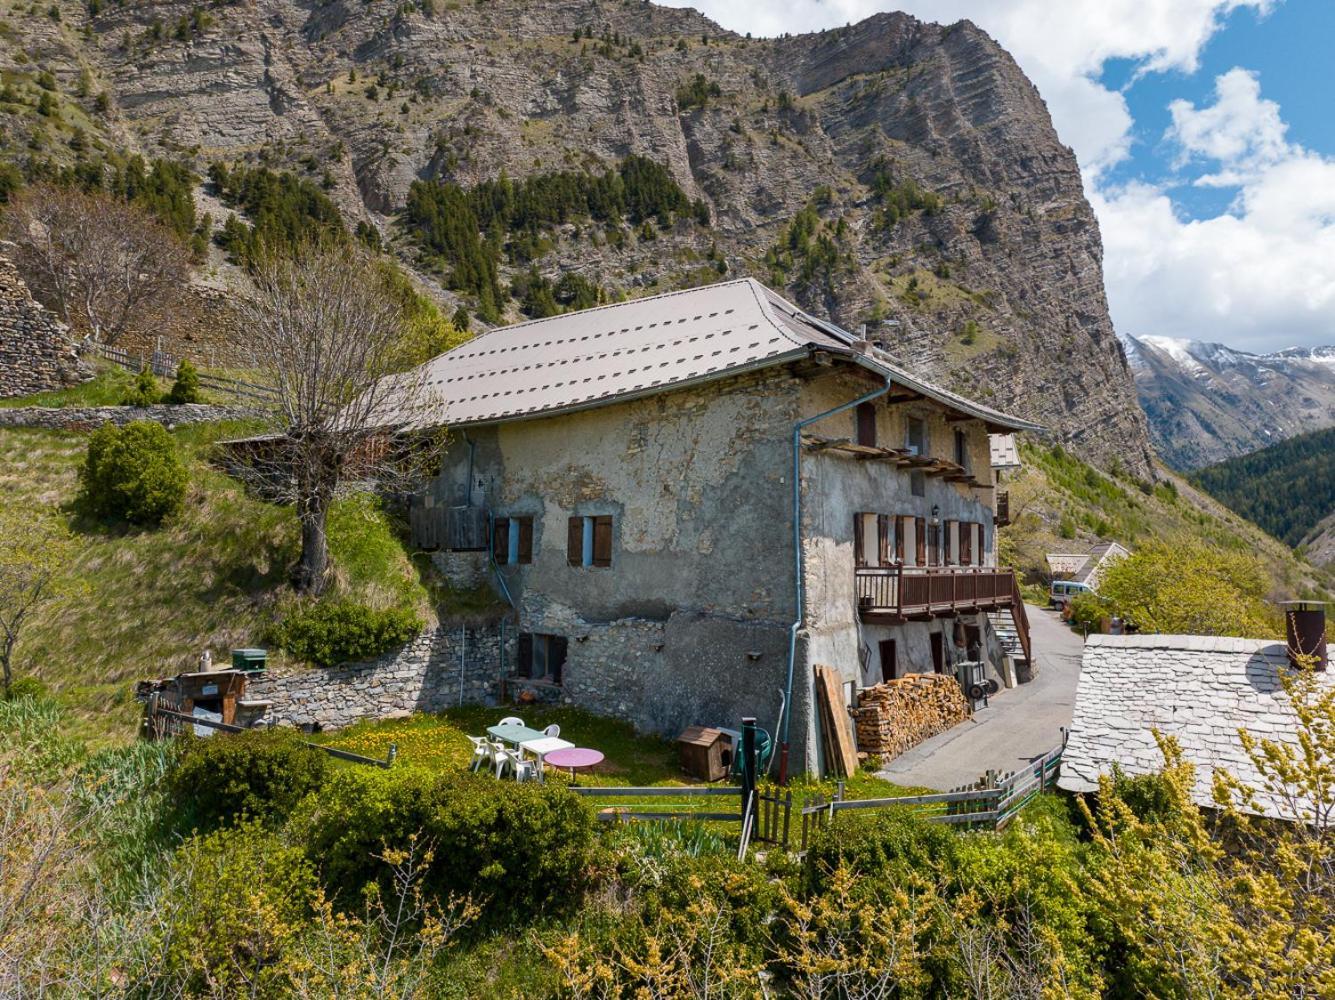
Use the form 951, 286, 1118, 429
166, 359, 202, 404
2, 675, 48, 701
78, 420, 188, 525
296, 768, 594, 919
167, 727, 328, 831
1068, 591, 1111, 633
121, 366, 161, 406
272, 600, 422, 667
801, 806, 959, 895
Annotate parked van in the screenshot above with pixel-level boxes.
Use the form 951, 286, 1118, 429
1049, 579, 1093, 608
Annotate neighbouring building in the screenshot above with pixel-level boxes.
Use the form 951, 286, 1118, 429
401, 278, 1041, 773
1059, 603, 1332, 821
1046, 541, 1130, 592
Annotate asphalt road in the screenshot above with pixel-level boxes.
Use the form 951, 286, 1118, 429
878, 606, 1085, 790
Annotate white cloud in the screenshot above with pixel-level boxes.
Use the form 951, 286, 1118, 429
1166, 67, 1289, 185
659, 2, 1334, 349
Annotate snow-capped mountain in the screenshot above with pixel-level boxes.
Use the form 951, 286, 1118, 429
1125, 335, 1335, 470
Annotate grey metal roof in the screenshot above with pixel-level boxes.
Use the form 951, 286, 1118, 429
400, 279, 1043, 432
1059, 634, 1334, 821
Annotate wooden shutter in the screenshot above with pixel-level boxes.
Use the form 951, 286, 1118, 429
877, 514, 891, 566
915, 517, 926, 566
517, 517, 533, 564
592, 515, 613, 567
567, 517, 583, 566
853, 514, 866, 568
856, 402, 877, 447
928, 523, 940, 566
895, 515, 906, 563
492, 517, 509, 564
517, 633, 533, 678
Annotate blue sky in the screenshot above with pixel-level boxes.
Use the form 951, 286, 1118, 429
662, 1, 1335, 352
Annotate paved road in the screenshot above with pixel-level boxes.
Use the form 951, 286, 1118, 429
878, 607, 1085, 790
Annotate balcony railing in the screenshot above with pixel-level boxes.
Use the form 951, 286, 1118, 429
856, 565, 1016, 617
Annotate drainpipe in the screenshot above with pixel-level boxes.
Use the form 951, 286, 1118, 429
778, 378, 891, 784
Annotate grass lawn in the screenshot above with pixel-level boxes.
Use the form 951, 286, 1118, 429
1, 422, 433, 745
315, 704, 920, 802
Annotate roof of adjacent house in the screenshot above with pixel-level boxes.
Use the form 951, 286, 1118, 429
392, 279, 1043, 432
1070, 541, 1129, 584
1058, 634, 1333, 820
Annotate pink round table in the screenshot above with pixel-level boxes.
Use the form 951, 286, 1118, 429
545, 747, 604, 784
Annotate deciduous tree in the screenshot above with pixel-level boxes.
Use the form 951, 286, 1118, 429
0, 506, 77, 695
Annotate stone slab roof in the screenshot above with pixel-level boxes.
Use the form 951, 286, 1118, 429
1059, 634, 1334, 820
393, 279, 1043, 432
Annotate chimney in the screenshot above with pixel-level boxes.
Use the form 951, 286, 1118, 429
1281, 600, 1327, 671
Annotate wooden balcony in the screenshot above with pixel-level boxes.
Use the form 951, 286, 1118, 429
856, 565, 1015, 620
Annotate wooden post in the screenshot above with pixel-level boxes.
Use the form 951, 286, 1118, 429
741, 717, 758, 829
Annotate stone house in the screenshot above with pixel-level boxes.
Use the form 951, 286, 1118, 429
403, 278, 1041, 774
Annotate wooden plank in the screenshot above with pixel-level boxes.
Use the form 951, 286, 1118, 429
831, 788, 1002, 810
569, 785, 739, 797
595, 810, 741, 822
814, 664, 858, 778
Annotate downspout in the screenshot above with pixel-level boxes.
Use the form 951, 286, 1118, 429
467, 433, 518, 696
778, 377, 891, 784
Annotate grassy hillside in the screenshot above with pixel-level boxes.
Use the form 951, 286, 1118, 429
0, 421, 434, 744
999, 441, 1332, 603
1190, 426, 1335, 547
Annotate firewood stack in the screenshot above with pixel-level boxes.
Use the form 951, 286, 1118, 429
851, 674, 971, 759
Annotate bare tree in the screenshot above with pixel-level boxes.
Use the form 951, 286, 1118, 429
3, 183, 192, 345
0, 505, 78, 695
230, 243, 437, 594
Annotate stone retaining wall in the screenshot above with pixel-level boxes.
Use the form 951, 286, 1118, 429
246, 624, 511, 732
0, 403, 258, 430
0, 256, 87, 399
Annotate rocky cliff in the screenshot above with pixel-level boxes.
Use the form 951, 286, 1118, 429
1127, 335, 1335, 470
0, 0, 1152, 474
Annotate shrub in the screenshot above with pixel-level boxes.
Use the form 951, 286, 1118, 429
2, 676, 48, 701
296, 768, 594, 920
1068, 591, 1111, 633
802, 806, 959, 896
121, 366, 161, 406
165, 359, 201, 403
167, 727, 328, 831
272, 600, 422, 667
78, 420, 187, 525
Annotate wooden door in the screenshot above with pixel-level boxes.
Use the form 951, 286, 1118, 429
878, 640, 897, 683
930, 632, 945, 674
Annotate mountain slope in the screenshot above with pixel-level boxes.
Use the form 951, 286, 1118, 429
0, 0, 1152, 474
1126, 334, 1335, 470
1303, 511, 1335, 569
1190, 426, 1335, 550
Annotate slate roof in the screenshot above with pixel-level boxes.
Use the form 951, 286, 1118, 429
1070, 541, 1129, 585
1059, 634, 1334, 820
392, 279, 1043, 432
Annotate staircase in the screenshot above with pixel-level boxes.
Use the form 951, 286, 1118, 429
988, 601, 1031, 667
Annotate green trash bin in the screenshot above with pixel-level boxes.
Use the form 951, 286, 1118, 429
231, 648, 268, 673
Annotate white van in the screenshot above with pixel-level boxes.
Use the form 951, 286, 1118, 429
1049, 579, 1093, 608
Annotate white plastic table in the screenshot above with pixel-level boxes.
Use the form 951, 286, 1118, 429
519, 735, 575, 781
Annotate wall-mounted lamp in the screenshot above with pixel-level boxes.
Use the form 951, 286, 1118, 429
930, 504, 940, 526
745, 650, 764, 661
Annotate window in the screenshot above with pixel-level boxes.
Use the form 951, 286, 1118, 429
567, 515, 613, 568
517, 633, 567, 685
945, 519, 959, 565
855, 402, 877, 447
877, 513, 892, 566
915, 516, 927, 566
905, 416, 927, 456
954, 429, 969, 469
492, 516, 533, 565
928, 521, 941, 566
853, 512, 879, 567
960, 520, 974, 565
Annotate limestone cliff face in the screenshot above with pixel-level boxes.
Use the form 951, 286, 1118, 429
0, 0, 1152, 474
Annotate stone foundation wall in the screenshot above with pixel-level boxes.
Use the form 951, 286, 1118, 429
0, 256, 86, 399
0, 403, 257, 430
245, 624, 510, 732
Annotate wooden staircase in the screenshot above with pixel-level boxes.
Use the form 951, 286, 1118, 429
987, 581, 1032, 667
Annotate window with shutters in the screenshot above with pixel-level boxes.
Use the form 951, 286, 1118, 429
567, 515, 613, 568
853, 512, 879, 567
877, 514, 892, 566
946, 520, 959, 565
855, 402, 877, 447
928, 522, 941, 566
915, 516, 927, 566
517, 633, 567, 684
960, 520, 974, 566
491, 516, 534, 565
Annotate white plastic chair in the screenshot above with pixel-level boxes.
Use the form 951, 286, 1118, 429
499, 749, 538, 783
467, 736, 490, 772
543, 724, 560, 738
489, 741, 510, 778
497, 716, 525, 728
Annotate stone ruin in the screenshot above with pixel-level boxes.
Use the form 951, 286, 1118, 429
0, 254, 87, 399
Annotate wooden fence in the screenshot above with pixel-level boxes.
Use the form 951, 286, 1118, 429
143, 698, 396, 769
82, 340, 278, 403
799, 738, 1066, 850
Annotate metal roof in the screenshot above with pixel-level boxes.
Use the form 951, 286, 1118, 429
397, 279, 1043, 432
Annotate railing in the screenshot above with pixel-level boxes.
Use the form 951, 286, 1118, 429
856, 565, 1020, 618
799, 738, 1065, 849
82, 340, 279, 403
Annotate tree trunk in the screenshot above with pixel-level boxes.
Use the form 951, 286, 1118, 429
293, 494, 331, 594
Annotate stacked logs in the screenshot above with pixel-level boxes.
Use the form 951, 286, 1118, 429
851, 674, 971, 760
